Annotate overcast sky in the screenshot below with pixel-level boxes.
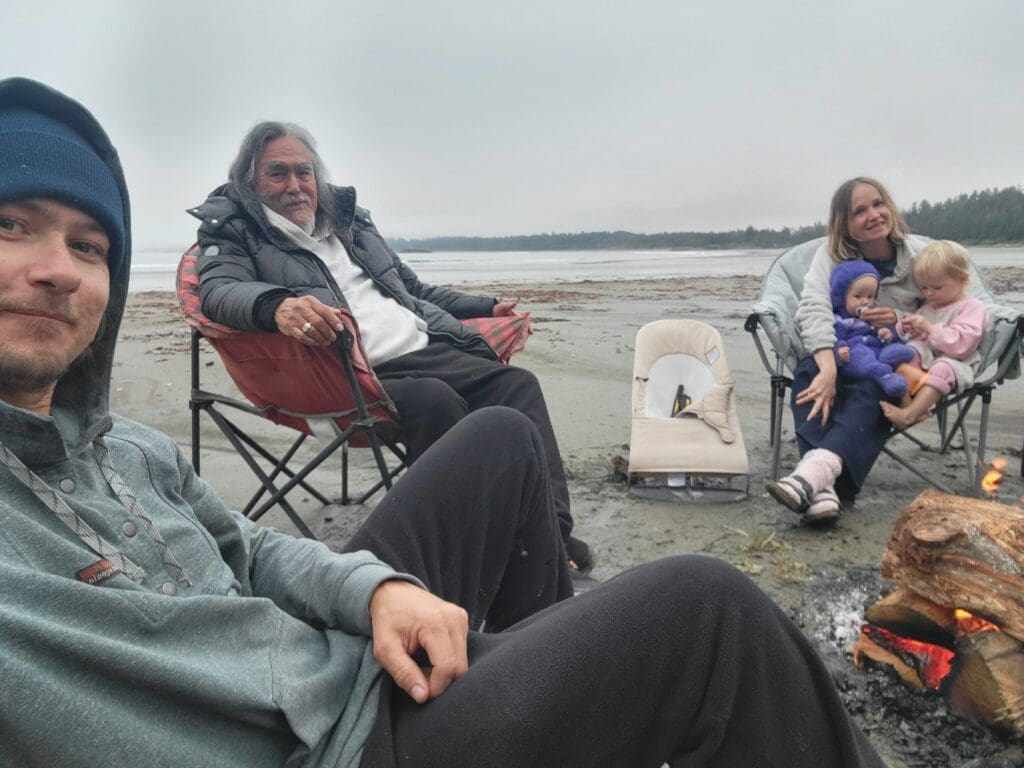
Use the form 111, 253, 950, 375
5, 1, 1022, 249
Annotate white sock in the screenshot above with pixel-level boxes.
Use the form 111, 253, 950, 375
790, 449, 842, 495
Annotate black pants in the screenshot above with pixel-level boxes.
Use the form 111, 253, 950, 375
344, 406, 573, 631
375, 343, 573, 543
354, 408, 884, 768
791, 357, 893, 499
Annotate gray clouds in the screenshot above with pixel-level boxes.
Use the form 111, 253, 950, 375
4, 0, 1022, 247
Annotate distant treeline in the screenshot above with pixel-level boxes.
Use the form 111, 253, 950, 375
903, 186, 1024, 244
390, 185, 1024, 252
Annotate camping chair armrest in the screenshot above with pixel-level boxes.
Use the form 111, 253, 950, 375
745, 312, 784, 377
983, 313, 1024, 385
976, 315, 1024, 389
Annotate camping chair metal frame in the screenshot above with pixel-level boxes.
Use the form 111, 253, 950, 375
178, 245, 532, 537
745, 238, 1024, 497
189, 327, 406, 538
178, 243, 406, 539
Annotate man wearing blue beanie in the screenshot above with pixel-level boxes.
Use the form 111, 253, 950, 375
0, 96, 127, 279
0, 77, 887, 768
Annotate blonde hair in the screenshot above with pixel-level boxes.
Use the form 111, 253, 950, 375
912, 240, 972, 285
827, 177, 909, 263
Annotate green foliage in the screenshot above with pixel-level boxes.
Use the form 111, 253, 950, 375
904, 186, 1024, 244
391, 185, 1024, 251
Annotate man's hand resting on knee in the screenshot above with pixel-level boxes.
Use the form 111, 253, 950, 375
369, 580, 469, 704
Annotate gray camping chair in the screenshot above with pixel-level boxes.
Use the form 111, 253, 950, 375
745, 237, 1024, 496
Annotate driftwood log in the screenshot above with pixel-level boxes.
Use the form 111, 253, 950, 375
880, 490, 1024, 643
950, 630, 1024, 733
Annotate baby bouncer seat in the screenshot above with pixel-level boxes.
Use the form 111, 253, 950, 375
628, 319, 750, 502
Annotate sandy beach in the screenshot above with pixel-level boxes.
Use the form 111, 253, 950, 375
112, 267, 1024, 767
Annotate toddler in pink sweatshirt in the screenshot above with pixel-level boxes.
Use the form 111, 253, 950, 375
880, 240, 987, 429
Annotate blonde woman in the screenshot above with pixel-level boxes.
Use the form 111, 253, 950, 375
765, 177, 927, 524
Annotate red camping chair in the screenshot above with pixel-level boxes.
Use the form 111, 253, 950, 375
177, 245, 406, 538
178, 245, 534, 538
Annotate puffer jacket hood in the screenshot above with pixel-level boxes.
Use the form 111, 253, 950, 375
0, 77, 132, 447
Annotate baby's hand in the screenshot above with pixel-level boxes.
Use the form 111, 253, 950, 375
902, 314, 933, 335
878, 327, 893, 342
837, 346, 851, 363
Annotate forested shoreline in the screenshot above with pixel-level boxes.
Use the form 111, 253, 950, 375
392, 186, 1024, 252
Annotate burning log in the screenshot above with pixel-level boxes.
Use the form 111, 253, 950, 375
950, 629, 1024, 733
863, 586, 957, 646
880, 489, 1024, 644
856, 490, 1024, 734
853, 624, 953, 691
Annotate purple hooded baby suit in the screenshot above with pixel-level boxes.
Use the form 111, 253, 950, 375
829, 261, 915, 399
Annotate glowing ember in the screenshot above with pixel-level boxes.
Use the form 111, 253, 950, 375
860, 625, 954, 690
980, 456, 1009, 495
953, 608, 1000, 635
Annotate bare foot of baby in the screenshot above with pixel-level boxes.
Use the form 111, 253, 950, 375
880, 401, 931, 430
880, 401, 915, 430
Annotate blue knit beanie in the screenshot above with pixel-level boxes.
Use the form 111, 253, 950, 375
0, 107, 126, 277
829, 260, 880, 315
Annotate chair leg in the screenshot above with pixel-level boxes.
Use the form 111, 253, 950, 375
342, 443, 349, 505
223, 422, 331, 507
347, 443, 407, 506
880, 445, 957, 494
971, 390, 993, 496
205, 407, 319, 538
240, 434, 313, 515
248, 433, 353, 523
769, 379, 787, 479
190, 329, 202, 475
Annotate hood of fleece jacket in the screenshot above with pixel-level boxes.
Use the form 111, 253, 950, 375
829, 259, 880, 319
0, 78, 132, 447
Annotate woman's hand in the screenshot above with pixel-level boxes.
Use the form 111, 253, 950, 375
795, 349, 837, 425
858, 305, 897, 327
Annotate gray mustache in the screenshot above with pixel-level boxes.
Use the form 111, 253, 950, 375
279, 193, 312, 206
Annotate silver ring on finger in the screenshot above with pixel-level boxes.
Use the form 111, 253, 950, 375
301, 321, 313, 334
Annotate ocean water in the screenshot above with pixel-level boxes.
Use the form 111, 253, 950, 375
128, 246, 1024, 294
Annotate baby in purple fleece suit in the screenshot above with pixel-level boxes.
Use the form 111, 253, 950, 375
829, 260, 916, 400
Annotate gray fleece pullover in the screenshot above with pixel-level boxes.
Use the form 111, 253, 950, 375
0, 78, 416, 768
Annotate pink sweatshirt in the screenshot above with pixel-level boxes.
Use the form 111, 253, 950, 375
897, 296, 986, 359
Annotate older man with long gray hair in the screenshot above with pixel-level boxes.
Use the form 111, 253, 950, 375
189, 121, 593, 573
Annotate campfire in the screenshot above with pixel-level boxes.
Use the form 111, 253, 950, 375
852, 471, 1024, 734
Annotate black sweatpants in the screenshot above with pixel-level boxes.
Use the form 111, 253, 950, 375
374, 343, 573, 544
353, 408, 884, 768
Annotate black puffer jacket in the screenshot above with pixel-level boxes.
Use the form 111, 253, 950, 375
188, 184, 498, 360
